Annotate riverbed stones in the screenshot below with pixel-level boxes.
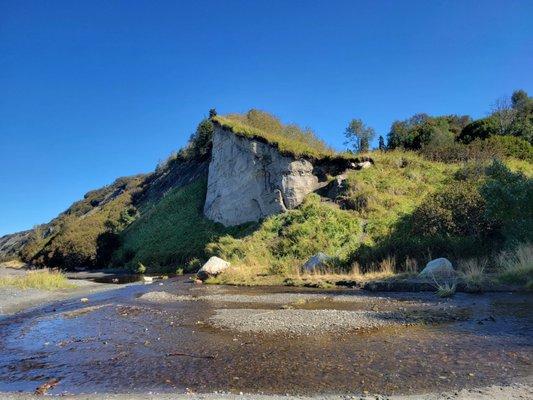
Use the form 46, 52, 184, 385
197, 256, 230, 280
419, 258, 456, 278
209, 309, 401, 334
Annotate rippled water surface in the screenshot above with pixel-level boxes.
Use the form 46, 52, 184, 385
0, 277, 531, 396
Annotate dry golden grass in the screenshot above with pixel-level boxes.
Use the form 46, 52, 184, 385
0, 260, 27, 269
497, 243, 533, 287
458, 258, 488, 292
0, 270, 74, 291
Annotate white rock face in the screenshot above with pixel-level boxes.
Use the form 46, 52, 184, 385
197, 256, 230, 280
204, 126, 322, 226
419, 258, 455, 278
302, 252, 332, 272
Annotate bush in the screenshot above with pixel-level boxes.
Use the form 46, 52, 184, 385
457, 116, 499, 144
477, 136, 533, 162
412, 180, 493, 238
481, 160, 533, 244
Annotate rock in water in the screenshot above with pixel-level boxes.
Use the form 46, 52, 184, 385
197, 256, 230, 280
419, 258, 455, 278
302, 253, 331, 272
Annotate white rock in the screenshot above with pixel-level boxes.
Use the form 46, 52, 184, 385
302, 253, 331, 272
80, 297, 89, 303
204, 125, 322, 226
356, 161, 372, 169
419, 258, 455, 278
197, 256, 230, 280
142, 276, 153, 283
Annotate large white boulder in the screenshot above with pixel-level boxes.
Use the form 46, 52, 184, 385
197, 256, 230, 280
419, 258, 455, 278
302, 253, 331, 273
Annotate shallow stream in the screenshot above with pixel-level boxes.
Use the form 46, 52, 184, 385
0, 277, 531, 396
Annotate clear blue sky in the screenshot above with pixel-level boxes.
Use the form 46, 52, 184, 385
1, 0, 532, 236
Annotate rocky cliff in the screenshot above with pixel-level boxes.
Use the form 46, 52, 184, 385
203, 123, 359, 226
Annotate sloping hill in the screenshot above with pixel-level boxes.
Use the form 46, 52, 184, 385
1, 109, 531, 287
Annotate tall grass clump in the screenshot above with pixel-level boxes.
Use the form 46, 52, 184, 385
458, 258, 488, 292
497, 243, 533, 288
0, 270, 73, 290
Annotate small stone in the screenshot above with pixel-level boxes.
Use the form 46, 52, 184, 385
80, 298, 89, 303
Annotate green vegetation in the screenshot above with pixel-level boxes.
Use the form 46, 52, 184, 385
206, 194, 361, 284
435, 281, 457, 298
112, 179, 247, 273
5, 97, 531, 293
213, 110, 350, 160
20, 176, 144, 270
497, 243, 533, 288
344, 118, 376, 153
0, 270, 73, 290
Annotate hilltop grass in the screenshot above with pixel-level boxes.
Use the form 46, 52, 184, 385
213, 111, 357, 161
0, 270, 73, 290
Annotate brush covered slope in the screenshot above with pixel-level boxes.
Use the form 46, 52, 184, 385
1, 107, 532, 288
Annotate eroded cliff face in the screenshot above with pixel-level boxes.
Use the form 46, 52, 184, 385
204, 125, 324, 226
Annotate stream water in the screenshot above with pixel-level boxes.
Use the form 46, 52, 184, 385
0, 276, 531, 396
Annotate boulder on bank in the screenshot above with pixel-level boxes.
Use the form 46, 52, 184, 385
419, 258, 455, 279
197, 256, 230, 280
302, 253, 331, 273
355, 161, 372, 170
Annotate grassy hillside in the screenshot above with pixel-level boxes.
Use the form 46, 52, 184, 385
3, 107, 531, 289
204, 151, 532, 286
112, 179, 249, 273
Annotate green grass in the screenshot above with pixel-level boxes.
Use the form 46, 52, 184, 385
213, 111, 357, 161
0, 270, 74, 290
497, 243, 533, 287
343, 150, 455, 241
114, 179, 247, 273
206, 194, 361, 285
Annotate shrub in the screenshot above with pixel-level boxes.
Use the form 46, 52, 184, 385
412, 181, 493, 238
457, 116, 499, 144
497, 243, 533, 287
481, 160, 533, 244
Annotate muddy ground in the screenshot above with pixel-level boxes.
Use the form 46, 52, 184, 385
0, 271, 531, 399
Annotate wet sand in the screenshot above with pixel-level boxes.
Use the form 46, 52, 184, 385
0, 275, 531, 399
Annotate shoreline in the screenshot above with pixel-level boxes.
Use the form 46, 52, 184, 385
0, 378, 531, 400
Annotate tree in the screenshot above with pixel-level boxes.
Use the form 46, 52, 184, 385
511, 90, 529, 111
491, 96, 517, 136
378, 135, 386, 151
209, 108, 217, 118
344, 119, 375, 153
